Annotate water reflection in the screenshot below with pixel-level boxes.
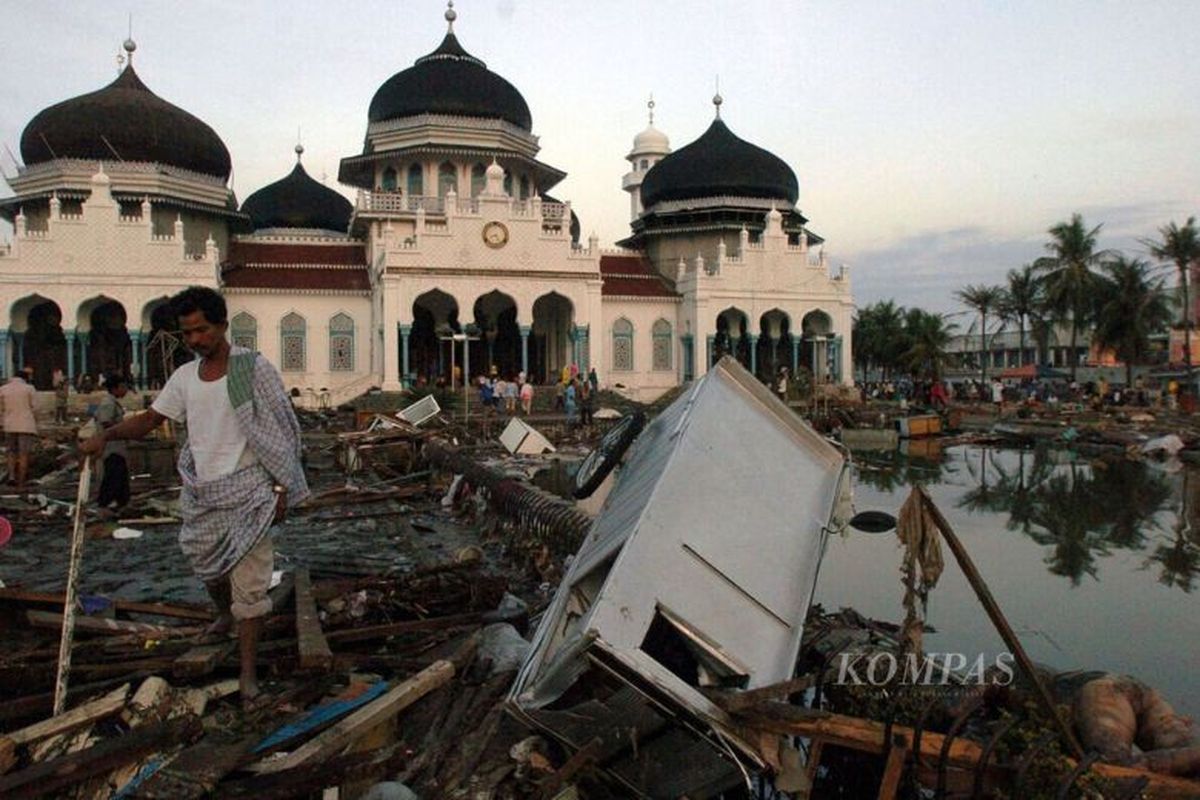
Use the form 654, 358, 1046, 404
849, 442, 1200, 592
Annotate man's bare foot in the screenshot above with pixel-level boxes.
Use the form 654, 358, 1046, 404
240, 676, 265, 712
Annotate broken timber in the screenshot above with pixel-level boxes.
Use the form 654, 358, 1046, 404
294, 568, 332, 671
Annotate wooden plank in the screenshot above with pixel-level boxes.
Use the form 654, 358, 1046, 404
0, 716, 202, 800
172, 641, 235, 680
324, 611, 484, 645
53, 457, 92, 715
876, 734, 908, 800
0, 589, 214, 621
294, 569, 332, 671
28, 610, 198, 638
7, 683, 130, 746
133, 733, 262, 799
218, 747, 402, 798
254, 659, 456, 774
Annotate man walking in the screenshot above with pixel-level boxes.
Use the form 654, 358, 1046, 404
1, 366, 39, 489
94, 373, 131, 511
81, 287, 308, 707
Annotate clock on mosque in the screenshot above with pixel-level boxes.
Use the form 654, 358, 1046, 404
482, 221, 509, 249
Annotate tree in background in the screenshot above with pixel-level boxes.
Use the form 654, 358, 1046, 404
1035, 214, 1109, 382
955, 284, 1004, 381
1000, 264, 1043, 368
901, 308, 957, 380
1092, 256, 1173, 388
853, 300, 906, 380
1143, 217, 1200, 386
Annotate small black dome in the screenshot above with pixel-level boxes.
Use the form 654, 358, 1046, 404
20, 65, 232, 180
640, 119, 797, 209
242, 161, 352, 232
368, 33, 532, 131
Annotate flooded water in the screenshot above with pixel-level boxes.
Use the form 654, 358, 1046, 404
814, 443, 1200, 718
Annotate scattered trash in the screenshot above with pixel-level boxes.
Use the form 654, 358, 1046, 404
111, 527, 144, 540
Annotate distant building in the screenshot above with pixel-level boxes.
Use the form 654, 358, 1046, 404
1, 6, 853, 400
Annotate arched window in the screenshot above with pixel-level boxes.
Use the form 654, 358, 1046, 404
329, 313, 354, 371
407, 163, 424, 196
381, 167, 398, 191
470, 163, 486, 197
503, 171, 513, 197
612, 318, 633, 371
437, 162, 457, 197
640, 159, 648, 170
518, 176, 530, 200
652, 319, 672, 371
230, 312, 257, 352
281, 312, 306, 372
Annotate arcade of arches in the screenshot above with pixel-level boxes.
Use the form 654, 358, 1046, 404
402, 289, 587, 386
3, 295, 187, 389
708, 307, 843, 384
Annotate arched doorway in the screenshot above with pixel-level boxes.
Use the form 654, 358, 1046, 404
758, 309, 793, 381
471, 290, 519, 379
410, 289, 460, 384
78, 298, 131, 383
11, 295, 66, 388
801, 310, 834, 384
531, 293, 574, 383
715, 307, 750, 369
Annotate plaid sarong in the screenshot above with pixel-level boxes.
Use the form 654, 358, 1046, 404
177, 347, 309, 581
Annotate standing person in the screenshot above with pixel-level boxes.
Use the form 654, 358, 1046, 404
53, 368, 69, 424
80, 287, 308, 708
494, 375, 507, 414
775, 367, 789, 403
588, 366, 598, 395
504, 373, 518, 414
564, 377, 578, 428
478, 375, 496, 436
520, 378, 534, 415
94, 374, 131, 510
578, 375, 594, 428
1, 366, 39, 489
991, 378, 1004, 415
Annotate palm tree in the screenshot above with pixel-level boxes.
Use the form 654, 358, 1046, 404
1092, 256, 1174, 388
956, 284, 1005, 381
852, 301, 907, 380
1142, 217, 1200, 385
1035, 214, 1110, 381
901, 308, 957, 380
1000, 264, 1042, 368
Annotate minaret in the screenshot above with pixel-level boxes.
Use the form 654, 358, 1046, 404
622, 95, 671, 221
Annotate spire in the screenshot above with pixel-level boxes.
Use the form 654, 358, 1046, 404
713, 76, 722, 119
295, 127, 304, 163
123, 14, 136, 67
648, 93, 655, 126
445, 0, 457, 32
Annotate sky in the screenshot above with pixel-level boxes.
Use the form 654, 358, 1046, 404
2, 0, 1198, 315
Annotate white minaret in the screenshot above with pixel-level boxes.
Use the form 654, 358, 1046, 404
622, 95, 671, 221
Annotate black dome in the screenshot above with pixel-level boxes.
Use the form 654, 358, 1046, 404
639, 119, 797, 209
20, 65, 232, 180
368, 33, 532, 131
242, 161, 352, 232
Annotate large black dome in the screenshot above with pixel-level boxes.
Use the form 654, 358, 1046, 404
242, 160, 352, 233
20, 65, 232, 180
368, 33, 532, 132
640, 119, 797, 209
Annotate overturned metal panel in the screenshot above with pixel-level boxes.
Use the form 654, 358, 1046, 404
510, 356, 850, 798
499, 417, 556, 455
397, 393, 440, 426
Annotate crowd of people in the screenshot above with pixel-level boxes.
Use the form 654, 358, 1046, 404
856, 374, 1189, 413
472, 364, 600, 434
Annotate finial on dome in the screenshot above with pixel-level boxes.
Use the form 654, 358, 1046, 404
647, 94, 655, 126
713, 76, 722, 119
445, 0, 457, 31
124, 14, 136, 64
295, 143, 304, 162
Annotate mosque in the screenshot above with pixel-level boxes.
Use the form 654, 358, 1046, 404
0, 4, 853, 403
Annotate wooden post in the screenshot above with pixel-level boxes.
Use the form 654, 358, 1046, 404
916, 486, 1085, 760
294, 568, 332, 671
53, 458, 92, 716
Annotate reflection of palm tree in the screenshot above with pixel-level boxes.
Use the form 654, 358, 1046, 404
851, 446, 955, 493
1148, 530, 1200, 592
958, 447, 1008, 515
1025, 474, 1111, 585
1089, 460, 1171, 550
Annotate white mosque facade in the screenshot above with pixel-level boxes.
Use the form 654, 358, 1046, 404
0, 9, 853, 403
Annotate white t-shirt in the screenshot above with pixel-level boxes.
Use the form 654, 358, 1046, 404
152, 360, 257, 482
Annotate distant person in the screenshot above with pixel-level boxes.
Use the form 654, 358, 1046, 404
564, 377, 578, 427
579, 376, 594, 427
1, 366, 39, 489
504, 374, 518, 413
478, 375, 496, 435
520, 379, 534, 415
94, 374, 131, 510
53, 368, 69, 423
991, 378, 1004, 414
775, 367, 789, 403
588, 366, 599, 394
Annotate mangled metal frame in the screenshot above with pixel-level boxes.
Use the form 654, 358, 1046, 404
509, 356, 852, 797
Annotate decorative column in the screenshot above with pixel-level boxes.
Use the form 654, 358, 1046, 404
748, 333, 759, 376
65, 330, 76, 381
382, 321, 400, 390
791, 337, 800, 374
831, 335, 843, 382
0, 329, 8, 379
681, 334, 694, 382
570, 326, 580, 367
520, 325, 531, 376
129, 330, 143, 389
706, 334, 715, 368
811, 336, 822, 381
79, 332, 90, 376
400, 324, 412, 388
140, 336, 149, 386
14, 332, 25, 370
577, 325, 590, 374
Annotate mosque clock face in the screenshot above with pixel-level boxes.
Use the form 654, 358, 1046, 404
483, 221, 509, 249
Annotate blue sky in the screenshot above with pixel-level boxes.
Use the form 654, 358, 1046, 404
2, 1, 1197, 314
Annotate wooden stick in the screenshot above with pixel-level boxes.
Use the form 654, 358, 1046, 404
0, 588, 213, 621
29, 609, 197, 638
294, 568, 332, 671
253, 659, 455, 774
53, 457, 91, 716
5, 683, 129, 747
916, 486, 1085, 760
